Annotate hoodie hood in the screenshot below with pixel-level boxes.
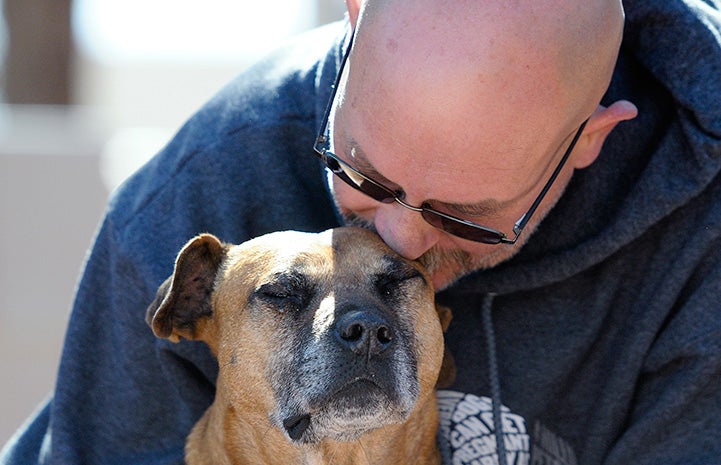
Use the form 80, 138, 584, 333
448, 0, 721, 295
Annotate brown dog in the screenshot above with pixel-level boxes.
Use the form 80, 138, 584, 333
146, 227, 452, 465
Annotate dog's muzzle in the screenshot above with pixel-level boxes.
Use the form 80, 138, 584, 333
275, 302, 418, 444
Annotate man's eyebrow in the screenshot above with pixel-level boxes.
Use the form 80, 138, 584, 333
344, 136, 513, 218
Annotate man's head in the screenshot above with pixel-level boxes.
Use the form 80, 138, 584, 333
330, 0, 637, 289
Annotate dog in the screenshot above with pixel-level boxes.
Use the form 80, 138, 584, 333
146, 227, 453, 465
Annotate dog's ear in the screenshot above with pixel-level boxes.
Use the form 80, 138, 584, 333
435, 304, 453, 333
146, 234, 227, 343
434, 304, 456, 389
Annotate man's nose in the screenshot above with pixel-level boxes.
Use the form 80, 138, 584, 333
373, 202, 441, 260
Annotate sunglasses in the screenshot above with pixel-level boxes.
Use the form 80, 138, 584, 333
313, 31, 588, 244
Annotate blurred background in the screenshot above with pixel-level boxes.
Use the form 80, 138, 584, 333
0, 0, 345, 446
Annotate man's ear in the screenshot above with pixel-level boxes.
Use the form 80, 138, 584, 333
345, 0, 362, 28
572, 100, 638, 169
145, 234, 227, 343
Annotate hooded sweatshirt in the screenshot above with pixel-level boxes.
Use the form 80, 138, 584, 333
1, 1, 720, 464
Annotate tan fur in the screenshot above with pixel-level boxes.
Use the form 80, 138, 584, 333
147, 227, 450, 465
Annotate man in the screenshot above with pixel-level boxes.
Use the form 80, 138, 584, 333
330, 0, 637, 288
2, 0, 720, 464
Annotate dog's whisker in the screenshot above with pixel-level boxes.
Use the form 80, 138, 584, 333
260, 423, 275, 443
327, 445, 339, 464
357, 437, 372, 465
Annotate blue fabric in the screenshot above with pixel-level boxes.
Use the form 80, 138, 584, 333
2, 1, 720, 463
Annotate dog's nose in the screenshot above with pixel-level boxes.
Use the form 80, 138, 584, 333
335, 310, 393, 356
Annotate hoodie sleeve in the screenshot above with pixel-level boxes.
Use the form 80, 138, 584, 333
0, 213, 218, 465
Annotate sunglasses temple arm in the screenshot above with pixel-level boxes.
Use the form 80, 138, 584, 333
510, 119, 589, 241
315, 30, 356, 149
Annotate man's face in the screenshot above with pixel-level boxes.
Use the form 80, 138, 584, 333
322, 1, 613, 291
329, 99, 579, 291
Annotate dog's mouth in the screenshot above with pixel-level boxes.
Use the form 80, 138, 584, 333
280, 378, 413, 444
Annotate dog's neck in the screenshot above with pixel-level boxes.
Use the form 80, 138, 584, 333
185, 390, 441, 465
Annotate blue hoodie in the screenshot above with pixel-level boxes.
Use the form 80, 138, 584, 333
2, 1, 720, 464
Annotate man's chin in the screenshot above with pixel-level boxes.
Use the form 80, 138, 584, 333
418, 248, 476, 290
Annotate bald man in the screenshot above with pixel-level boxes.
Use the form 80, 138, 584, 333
2, 1, 720, 464
334, 0, 637, 288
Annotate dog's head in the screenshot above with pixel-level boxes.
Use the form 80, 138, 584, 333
146, 227, 449, 444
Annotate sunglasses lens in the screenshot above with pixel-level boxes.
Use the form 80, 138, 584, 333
421, 209, 504, 244
326, 155, 396, 203
322, 151, 506, 243
358, 181, 397, 203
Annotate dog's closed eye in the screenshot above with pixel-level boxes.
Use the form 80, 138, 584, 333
374, 261, 426, 298
255, 273, 315, 313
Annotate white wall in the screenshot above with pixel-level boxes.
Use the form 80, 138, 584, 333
0, 105, 110, 445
